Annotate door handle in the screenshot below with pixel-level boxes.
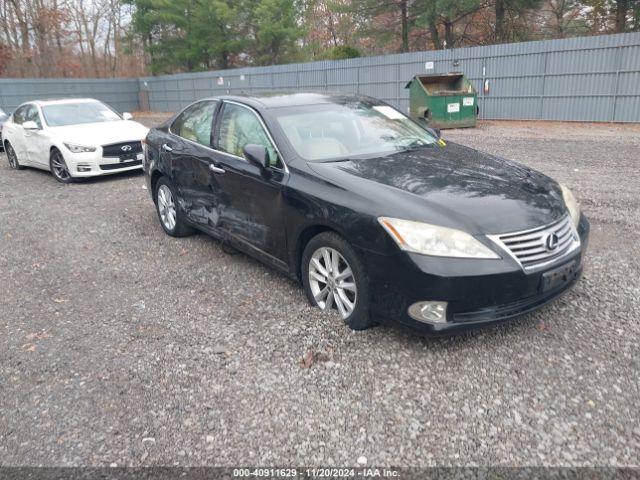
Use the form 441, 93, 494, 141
162, 143, 173, 152
209, 164, 225, 174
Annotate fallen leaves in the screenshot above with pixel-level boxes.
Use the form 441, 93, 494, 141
22, 331, 53, 352
299, 347, 332, 369
26, 331, 52, 341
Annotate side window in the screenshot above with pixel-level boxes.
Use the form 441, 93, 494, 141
171, 101, 216, 146
216, 103, 280, 167
13, 105, 28, 125
25, 105, 43, 129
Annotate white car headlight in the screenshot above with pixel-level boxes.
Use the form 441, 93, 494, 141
560, 184, 580, 228
378, 217, 500, 259
64, 142, 96, 153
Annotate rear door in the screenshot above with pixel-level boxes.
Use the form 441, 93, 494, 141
163, 100, 220, 228
6, 105, 29, 160
23, 104, 48, 167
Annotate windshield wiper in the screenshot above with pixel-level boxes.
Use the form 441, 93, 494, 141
321, 157, 353, 163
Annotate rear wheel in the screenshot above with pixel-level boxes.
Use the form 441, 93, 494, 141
50, 148, 73, 183
302, 232, 374, 330
154, 177, 193, 237
5, 142, 23, 170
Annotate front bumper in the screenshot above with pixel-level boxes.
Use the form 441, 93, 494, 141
63, 149, 144, 177
361, 214, 590, 335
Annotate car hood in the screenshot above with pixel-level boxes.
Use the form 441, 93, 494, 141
307, 141, 567, 235
48, 120, 149, 147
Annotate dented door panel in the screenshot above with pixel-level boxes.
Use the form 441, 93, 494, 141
208, 151, 289, 264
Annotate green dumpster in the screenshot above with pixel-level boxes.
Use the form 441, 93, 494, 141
405, 73, 478, 129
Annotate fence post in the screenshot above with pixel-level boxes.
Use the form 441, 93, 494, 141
481, 58, 485, 120
396, 62, 400, 109
611, 45, 623, 122
539, 51, 548, 120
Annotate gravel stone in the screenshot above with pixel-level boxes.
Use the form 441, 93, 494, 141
0, 118, 638, 467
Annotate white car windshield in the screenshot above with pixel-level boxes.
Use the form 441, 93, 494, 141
42, 101, 122, 127
272, 101, 437, 161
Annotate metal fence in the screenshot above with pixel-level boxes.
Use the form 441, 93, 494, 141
1, 32, 639, 122
0, 78, 140, 113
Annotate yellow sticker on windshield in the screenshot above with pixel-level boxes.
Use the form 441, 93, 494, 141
438, 139, 447, 147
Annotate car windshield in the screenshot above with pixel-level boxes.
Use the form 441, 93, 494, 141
42, 101, 121, 127
272, 101, 437, 161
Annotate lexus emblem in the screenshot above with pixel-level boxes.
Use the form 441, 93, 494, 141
545, 232, 559, 251
121, 145, 132, 152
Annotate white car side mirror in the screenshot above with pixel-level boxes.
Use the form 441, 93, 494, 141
23, 121, 39, 130
122, 112, 133, 120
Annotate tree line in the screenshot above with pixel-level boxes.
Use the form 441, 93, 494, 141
1, 0, 638, 77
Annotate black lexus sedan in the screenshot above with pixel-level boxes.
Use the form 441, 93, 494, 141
142, 93, 589, 335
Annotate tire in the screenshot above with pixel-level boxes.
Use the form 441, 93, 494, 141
301, 231, 375, 330
154, 176, 194, 237
5, 142, 24, 170
50, 148, 74, 183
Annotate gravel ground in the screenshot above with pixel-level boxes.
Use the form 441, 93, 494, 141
1, 118, 639, 468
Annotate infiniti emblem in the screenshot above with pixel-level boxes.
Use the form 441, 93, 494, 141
121, 145, 132, 152
545, 232, 559, 251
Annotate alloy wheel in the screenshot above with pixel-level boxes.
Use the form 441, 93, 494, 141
308, 246, 357, 319
51, 151, 70, 180
157, 184, 177, 231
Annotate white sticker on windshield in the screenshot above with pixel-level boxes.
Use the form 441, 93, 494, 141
463, 97, 474, 106
447, 103, 460, 113
373, 106, 405, 119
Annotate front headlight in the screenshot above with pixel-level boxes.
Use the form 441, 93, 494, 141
378, 217, 500, 259
560, 184, 580, 228
64, 142, 96, 153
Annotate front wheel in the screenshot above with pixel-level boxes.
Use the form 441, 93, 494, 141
50, 148, 73, 183
5, 142, 23, 170
301, 232, 374, 330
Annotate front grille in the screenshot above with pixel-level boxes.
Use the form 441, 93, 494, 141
100, 160, 142, 170
489, 215, 579, 271
102, 140, 142, 158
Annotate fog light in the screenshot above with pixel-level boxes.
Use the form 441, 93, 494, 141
77, 164, 92, 172
408, 301, 448, 324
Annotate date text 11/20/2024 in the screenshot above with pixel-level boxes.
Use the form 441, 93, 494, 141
232, 467, 400, 477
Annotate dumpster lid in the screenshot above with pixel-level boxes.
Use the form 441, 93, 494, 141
404, 73, 464, 89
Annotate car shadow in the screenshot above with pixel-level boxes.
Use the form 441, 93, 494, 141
169, 217, 545, 350
72, 169, 144, 185
4, 162, 144, 185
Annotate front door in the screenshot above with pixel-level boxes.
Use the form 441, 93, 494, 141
210, 101, 288, 266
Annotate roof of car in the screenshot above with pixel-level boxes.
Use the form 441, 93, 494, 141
215, 92, 376, 109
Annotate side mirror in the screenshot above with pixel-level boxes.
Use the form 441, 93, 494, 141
22, 121, 39, 130
243, 144, 270, 170
427, 127, 441, 139
122, 112, 133, 120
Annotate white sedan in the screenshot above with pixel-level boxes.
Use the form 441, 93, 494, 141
2, 98, 149, 183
